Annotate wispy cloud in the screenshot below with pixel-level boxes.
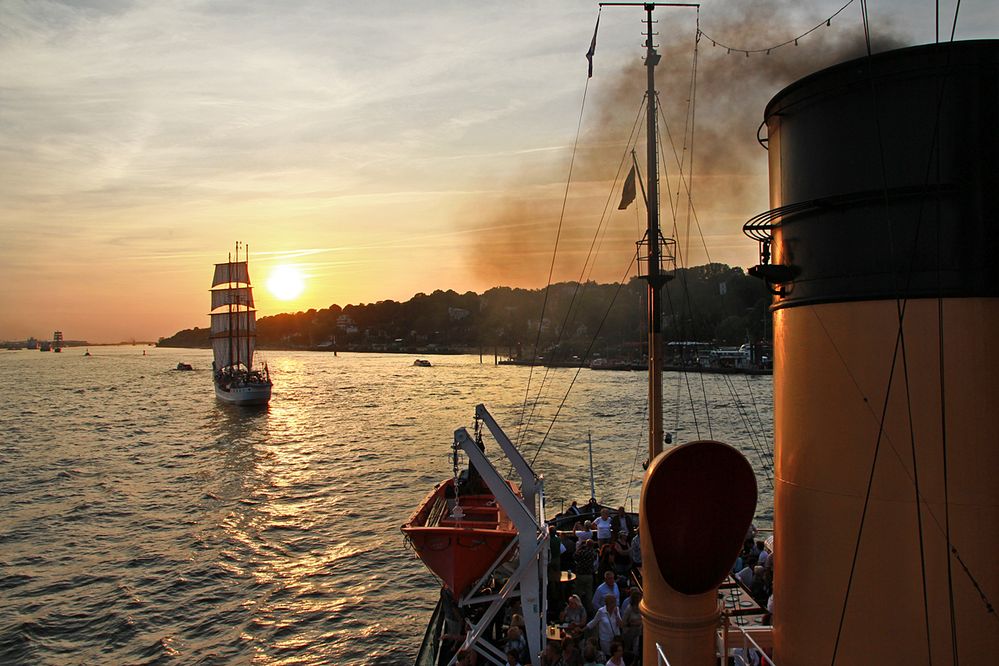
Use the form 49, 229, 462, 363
0, 0, 994, 340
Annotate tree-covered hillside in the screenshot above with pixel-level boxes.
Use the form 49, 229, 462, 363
159, 263, 770, 357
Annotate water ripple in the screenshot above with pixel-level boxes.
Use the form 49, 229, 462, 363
0, 347, 773, 664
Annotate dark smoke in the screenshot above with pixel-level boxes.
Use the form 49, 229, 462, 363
464, 1, 912, 286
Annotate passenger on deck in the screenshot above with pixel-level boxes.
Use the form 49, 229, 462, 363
573, 521, 590, 542
504, 649, 522, 666
540, 642, 562, 665
613, 506, 629, 538
597, 542, 617, 577
547, 525, 564, 612
594, 508, 613, 544
732, 553, 745, 575
586, 592, 624, 655
591, 570, 621, 612
561, 637, 582, 666
621, 588, 643, 655
504, 625, 526, 663
605, 641, 626, 666
751, 565, 771, 606
611, 531, 631, 577
562, 593, 587, 639
567, 500, 582, 516
582, 638, 605, 666
573, 537, 598, 611
755, 540, 768, 566
629, 527, 641, 568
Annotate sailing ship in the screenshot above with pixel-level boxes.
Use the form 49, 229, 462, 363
52, 331, 63, 353
209, 242, 272, 406
405, 4, 998, 665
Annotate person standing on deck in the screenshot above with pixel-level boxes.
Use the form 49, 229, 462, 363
547, 525, 564, 615
591, 570, 620, 612
574, 537, 598, 612
586, 593, 623, 655
628, 527, 642, 569
594, 508, 613, 544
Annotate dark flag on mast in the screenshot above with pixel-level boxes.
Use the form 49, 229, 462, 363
618, 165, 637, 210
586, 13, 600, 77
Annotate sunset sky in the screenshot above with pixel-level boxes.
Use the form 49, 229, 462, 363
1, 1, 994, 342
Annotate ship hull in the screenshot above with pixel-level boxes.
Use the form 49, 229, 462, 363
213, 380, 271, 406
402, 479, 518, 598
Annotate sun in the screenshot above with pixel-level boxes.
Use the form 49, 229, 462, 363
266, 264, 306, 301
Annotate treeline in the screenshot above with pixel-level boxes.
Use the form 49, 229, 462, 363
158, 263, 770, 357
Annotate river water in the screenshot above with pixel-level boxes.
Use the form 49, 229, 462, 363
0, 347, 772, 664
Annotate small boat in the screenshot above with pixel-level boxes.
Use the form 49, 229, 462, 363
402, 476, 519, 598
84, 350, 91, 356
39, 342, 51, 352
176, 362, 193, 371
210, 242, 272, 406
413, 359, 432, 367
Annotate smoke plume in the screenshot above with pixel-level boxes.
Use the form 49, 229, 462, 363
463, 1, 911, 287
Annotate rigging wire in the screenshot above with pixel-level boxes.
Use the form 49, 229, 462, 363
656, 97, 715, 441
516, 101, 647, 448
653, 31, 776, 471
647, 23, 713, 444
744, 373, 775, 457
516, 71, 594, 447
530, 255, 639, 467
830, 1, 998, 662
623, 396, 649, 509
698, 0, 857, 57
720, 373, 774, 488
682, 12, 700, 266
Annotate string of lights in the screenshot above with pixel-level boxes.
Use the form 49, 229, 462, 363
697, 0, 857, 57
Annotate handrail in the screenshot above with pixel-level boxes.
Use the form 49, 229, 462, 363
660, 624, 776, 666
721, 621, 777, 666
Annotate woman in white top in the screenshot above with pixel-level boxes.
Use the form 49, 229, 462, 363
594, 508, 613, 543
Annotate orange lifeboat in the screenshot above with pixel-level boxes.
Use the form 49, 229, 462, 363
402, 477, 520, 599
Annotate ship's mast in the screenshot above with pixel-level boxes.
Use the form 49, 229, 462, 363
245, 243, 251, 371
235, 241, 241, 370
642, 3, 665, 463
228, 249, 234, 371
603, 2, 686, 462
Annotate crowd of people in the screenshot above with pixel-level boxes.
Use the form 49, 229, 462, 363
449, 504, 774, 666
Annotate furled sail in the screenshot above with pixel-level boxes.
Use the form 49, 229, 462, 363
212, 261, 250, 287
211, 287, 255, 310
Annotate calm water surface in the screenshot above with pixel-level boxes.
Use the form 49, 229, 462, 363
0, 347, 772, 664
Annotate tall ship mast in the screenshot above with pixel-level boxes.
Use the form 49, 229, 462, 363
209, 242, 272, 406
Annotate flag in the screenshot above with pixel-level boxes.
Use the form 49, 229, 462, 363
586, 13, 600, 78
618, 165, 636, 210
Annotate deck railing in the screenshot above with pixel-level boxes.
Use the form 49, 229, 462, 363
719, 622, 776, 666
655, 623, 776, 666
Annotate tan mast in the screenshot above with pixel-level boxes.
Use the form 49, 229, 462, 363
598, 4, 734, 665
